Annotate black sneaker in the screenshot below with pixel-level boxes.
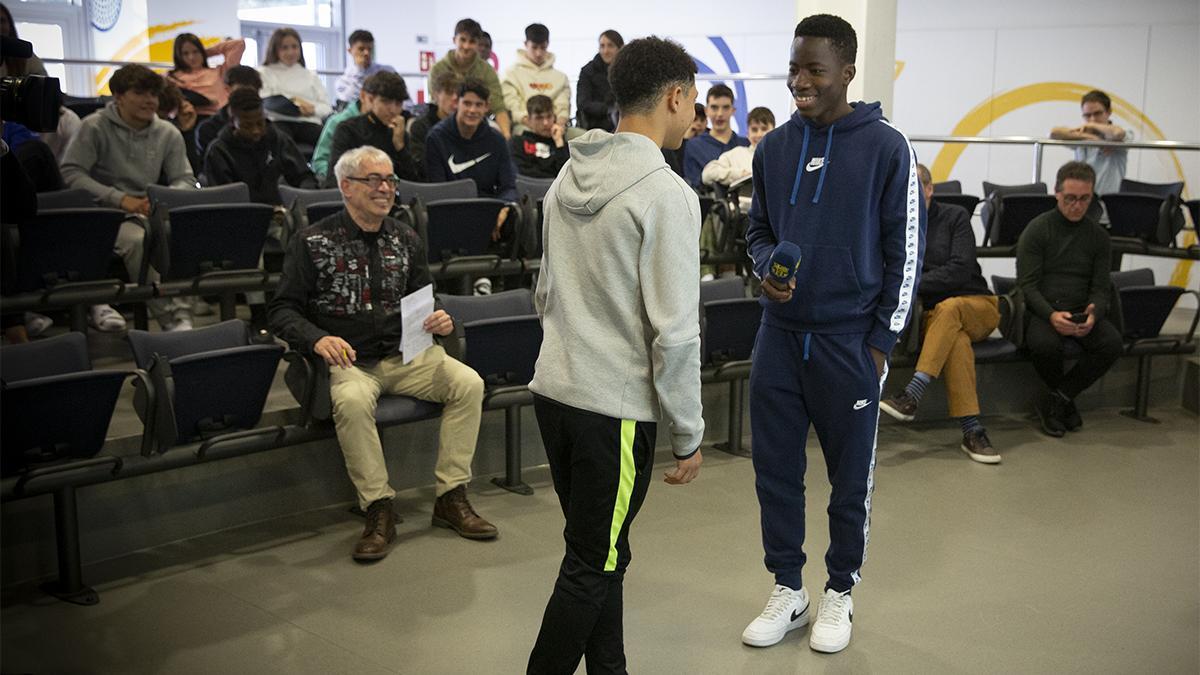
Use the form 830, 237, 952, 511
880, 390, 918, 422
1036, 394, 1067, 438
1062, 399, 1082, 432
960, 429, 1001, 464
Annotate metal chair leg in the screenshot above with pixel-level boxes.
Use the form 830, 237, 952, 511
492, 405, 534, 495
40, 486, 99, 605
714, 379, 751, 457
1120, 354, 1160, 423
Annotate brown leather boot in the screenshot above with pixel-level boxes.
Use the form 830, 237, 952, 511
352, 498, 397, 561
432, 485, 498, 540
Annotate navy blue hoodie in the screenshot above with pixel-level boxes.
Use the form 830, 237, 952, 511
746, 102, 926, 355
424, 114, 517, 202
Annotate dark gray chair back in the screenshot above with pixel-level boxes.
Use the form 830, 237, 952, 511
1118, 179, 1184, 199
147, 183, 250, 209
396, 178, 477, 205
423, 198, 508, 263
36, 189, 96, 210
439, 289, 535, 323
932, 180, 962, 194
700, 277, 747, 304
702, 298, 762, 364
278, 186, 342, 210
127, 319, 249, 368
989, 195, 1056, 246
1111, 268, 1154, 290
159, 204, 275, 280
0, 332, 92, 382
15, 208, 125, 293
438, 290, 540, 387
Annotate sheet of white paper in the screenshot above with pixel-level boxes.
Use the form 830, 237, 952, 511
400, 283, 435, 364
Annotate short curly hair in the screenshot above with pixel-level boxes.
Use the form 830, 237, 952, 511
608, 36, 695, 116
794, 14, 857, 65
110, 64, 165, 96
362, 71, 408, 102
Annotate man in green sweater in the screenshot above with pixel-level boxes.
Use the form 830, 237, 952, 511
1017, 160, 1123, 437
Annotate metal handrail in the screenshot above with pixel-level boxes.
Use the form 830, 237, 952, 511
908, 135, 1200, 184
39, 56, 783, 81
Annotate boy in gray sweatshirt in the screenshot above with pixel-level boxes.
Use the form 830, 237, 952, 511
526, 37, 704, 675
61, 64, 196, 331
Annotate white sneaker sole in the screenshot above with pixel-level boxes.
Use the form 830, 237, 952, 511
960, 443, 1001, 464
741, 606, 809, 647
810, 629, 851, 653
879, 400, 915, 422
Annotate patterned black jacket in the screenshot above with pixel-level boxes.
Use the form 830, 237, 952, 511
269, 209, 433, 363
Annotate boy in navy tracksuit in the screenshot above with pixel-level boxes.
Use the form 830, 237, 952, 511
740, 15, 925, 655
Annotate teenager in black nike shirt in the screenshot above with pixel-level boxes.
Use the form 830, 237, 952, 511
424, 78, 516, 244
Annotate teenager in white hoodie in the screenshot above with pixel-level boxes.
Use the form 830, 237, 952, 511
702, 105, 776, 192
501, 23, 570, 131
526, 36, 703, 675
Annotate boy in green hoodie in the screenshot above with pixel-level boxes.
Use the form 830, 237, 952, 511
428, 18, 510, 139
526, 36, 704, 675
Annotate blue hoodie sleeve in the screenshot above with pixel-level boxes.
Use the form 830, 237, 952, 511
745, 143, 776, 280
682, 140, 704, 188
868, 139, 926, 355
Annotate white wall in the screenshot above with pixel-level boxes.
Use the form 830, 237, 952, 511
893, 0, 1200, 289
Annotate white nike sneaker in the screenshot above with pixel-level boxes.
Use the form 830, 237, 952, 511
741, 585, 809, 647
809, 588, 853, 653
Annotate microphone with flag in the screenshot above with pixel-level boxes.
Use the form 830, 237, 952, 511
767, 241, 802, 286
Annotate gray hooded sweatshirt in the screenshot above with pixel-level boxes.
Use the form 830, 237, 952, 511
530, 130, 704, 457
61, 102, 195, 207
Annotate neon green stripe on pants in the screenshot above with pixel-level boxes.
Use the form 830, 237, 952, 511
605, 419, 637, 572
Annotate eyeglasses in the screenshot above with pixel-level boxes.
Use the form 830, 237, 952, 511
1061, 193, 1092, 205
346, 174, 399, 190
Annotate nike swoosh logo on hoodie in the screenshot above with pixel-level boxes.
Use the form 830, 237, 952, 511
448, 153, 491, 174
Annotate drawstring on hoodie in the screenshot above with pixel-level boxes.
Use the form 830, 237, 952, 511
787, 123, 836, 206
803, 333, 811, 361
788, 125, 810, 206
811, 125, 834, 204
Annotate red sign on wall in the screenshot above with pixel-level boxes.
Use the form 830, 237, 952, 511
419, 51, 435, 73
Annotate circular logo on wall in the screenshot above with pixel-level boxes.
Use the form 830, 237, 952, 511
88, 0, 122, 32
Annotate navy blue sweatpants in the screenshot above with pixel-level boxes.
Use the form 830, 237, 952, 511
750, 325, 887, 593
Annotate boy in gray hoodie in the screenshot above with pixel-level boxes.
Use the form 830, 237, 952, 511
62, 64, 196, 331
526, 37, 704, 675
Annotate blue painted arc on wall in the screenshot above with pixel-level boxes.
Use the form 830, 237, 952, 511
692, 36, 749, 134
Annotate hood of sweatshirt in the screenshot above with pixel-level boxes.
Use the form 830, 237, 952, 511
511, 49, 558, 72
554, 129, 669, 215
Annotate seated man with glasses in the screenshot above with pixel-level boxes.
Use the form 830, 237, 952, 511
510, 94, 569, 178
1016, 160, 1123, 437
269, 146, 499, 562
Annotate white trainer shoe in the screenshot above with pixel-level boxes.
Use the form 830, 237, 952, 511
809, 588, 853, 653
741, 585, 809, 647
89, 305, 126, 332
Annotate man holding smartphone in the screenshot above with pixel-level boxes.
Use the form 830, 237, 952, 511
1017, 161, 1124, 437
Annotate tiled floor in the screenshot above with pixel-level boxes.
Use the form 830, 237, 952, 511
3, 408, 1197, 674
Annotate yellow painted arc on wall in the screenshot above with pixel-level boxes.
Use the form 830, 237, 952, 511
94, 21, 197, 93
929, 81, 1194, 287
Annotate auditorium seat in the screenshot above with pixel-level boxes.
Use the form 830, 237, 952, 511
36, 188, 96, 210
146, 183, 274, 322
128, 319, 284, 455
983, 194, 1057, 250
516, 175, 554, 260
395, 178, 477, 205
931, 194, 981, 217
1110, 269, 1199, 422
1, 332, 144, 605
277, 185, 343, 245
932, 180, 962, 194
4, 207, 127, 332
699, 278, 759, 456
979, 181, 1048, 249
439, 289, 541, 494
1118, 178, 1184, 200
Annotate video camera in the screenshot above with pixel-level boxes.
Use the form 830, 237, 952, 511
1, 35, 63, 131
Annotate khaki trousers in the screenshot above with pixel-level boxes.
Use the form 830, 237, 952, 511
915, 295, 1000, 418
329, 345, 484, 510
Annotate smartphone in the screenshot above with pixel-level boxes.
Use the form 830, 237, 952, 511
1069, 312, 1088, 324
